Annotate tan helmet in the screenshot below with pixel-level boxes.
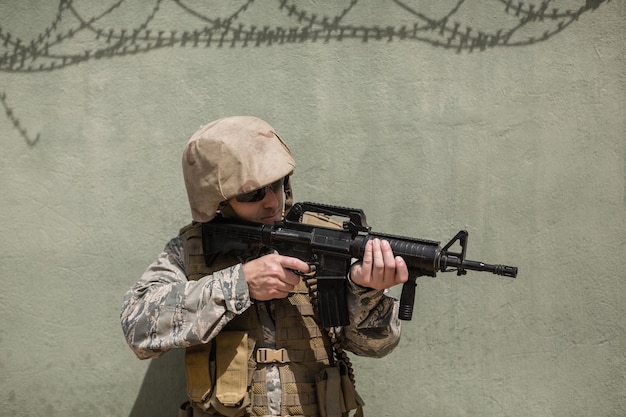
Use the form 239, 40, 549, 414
182, 116, 296, 222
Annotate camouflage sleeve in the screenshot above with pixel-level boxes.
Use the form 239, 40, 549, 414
338, 278, 402, 358
120, 236, 252, 359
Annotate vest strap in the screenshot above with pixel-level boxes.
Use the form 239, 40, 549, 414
256, 347, 330, 364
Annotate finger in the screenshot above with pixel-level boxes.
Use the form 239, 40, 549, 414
282, 270, 301, 287
276, 256, 308, 287
371, 239, 386, 281
362, 239, 374, 267
394, 256, 409, 284
359, 239, 374, 285
278, 255, 311, 275
380, 240, 398, 284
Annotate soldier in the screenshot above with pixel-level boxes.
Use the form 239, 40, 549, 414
120, 116, 409, 417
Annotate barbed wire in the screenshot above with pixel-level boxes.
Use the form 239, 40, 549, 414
0, 0, 612, 145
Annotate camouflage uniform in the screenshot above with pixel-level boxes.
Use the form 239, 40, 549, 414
120, 116, 403, 416
120, 234, 402, 415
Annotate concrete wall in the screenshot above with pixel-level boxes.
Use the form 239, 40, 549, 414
1, 1, 624, 416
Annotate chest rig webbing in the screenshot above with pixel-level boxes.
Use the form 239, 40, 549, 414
180, 222, 336, 417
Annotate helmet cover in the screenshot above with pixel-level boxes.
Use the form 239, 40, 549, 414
182, 116, 295, 222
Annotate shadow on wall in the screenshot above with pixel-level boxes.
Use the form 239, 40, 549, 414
128, 349, 188, 417
0, 0, 611, 147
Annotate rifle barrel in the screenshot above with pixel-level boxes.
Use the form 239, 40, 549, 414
444, 257, 518, 278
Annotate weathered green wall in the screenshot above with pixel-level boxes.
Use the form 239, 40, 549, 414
1, 2, 624, 416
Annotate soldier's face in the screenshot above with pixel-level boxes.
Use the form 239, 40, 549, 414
228, 185, 284, 225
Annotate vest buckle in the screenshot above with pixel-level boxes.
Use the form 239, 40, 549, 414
256, 348, 289, 363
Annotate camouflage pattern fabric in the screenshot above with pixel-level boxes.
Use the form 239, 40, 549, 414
121, 234, 402, 415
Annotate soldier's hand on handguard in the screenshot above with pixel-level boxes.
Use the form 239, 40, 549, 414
243, 254, 311, 301
350, 238, 409, 290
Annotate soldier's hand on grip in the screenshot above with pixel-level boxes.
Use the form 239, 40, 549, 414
350, 238, 409, 290
243, 254, 311, 301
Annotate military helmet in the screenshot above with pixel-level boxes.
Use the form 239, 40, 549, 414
182, 116, 296, 222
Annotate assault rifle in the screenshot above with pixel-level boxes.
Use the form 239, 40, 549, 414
202, 202, 518, 328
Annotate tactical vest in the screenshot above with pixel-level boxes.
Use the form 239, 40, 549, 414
180, 222, 343, 417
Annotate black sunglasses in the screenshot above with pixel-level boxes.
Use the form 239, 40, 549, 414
235, 177, 285, 203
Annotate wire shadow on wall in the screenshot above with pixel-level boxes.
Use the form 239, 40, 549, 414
0, 0, 611, 147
